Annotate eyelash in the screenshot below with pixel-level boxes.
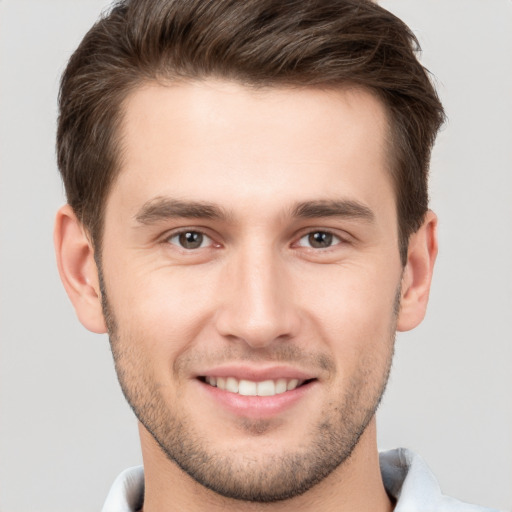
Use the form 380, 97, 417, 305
295, 230, 344, 250
163, 228, 348, 252
165, 230, 217, 251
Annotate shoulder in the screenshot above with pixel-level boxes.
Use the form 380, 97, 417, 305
101, 466, 144, 512
379, 448, 502, 512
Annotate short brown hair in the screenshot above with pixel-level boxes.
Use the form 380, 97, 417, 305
57, 0, 445, 263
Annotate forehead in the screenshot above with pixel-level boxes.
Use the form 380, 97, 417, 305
111, 80, 394, 221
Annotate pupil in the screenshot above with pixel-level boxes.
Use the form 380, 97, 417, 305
309, 231, 332, 248
179, 231, 203, 249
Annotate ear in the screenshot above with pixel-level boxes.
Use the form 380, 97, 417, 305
54, 204, 107, 334
397, 210, 438, 332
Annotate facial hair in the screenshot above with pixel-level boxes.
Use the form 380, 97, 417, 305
99, 268, 398, 503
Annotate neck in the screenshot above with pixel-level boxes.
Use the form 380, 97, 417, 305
139, 420, 394, 512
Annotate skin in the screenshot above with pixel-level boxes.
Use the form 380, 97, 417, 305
55, 80, 437, 512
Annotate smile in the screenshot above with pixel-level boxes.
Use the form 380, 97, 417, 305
202, 376, 307, 397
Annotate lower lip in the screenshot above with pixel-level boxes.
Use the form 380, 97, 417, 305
197, 379, 317, 419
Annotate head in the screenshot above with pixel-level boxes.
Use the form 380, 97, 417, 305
55, 0, 443, 505
57, 0, 444, 264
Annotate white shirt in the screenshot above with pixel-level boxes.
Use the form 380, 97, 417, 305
102, 448, 501, 512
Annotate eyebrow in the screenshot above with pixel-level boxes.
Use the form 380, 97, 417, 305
134, 196, 374, 225
135, 197, 230, 224
291, 199, 375, 222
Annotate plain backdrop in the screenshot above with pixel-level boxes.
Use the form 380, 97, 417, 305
0, 1, 511, 511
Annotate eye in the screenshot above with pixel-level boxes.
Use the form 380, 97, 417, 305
167, 230, 213, 250
297, 231, 342, 249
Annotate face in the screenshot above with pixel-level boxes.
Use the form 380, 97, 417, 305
100, 81, 403, 501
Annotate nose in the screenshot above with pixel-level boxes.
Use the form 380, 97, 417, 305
214, 245, 300, 349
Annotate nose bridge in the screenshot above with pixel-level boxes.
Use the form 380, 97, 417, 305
216, 240, 297, 347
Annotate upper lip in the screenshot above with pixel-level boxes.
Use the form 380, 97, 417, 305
195, 365, 317, 382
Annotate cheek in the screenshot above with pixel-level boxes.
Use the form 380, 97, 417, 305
108, 264, 219, 354
299, 263, 399, 356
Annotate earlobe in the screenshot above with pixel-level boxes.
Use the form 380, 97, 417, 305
54, 205, 107, 334
397, 210, 438, 332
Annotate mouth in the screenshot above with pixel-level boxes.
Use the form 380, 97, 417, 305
198, 376, 316, 397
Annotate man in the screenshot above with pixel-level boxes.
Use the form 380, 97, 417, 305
53, 0, 499, 511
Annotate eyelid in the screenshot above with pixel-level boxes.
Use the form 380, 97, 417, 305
297, 231, 340, 249
162, 227, 220, 250
293, 228, 351, 248
159, 225, 352, 251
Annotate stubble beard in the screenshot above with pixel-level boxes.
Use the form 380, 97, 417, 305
100, 272, 397, 503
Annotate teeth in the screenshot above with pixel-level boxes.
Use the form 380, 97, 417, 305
239, 380, 257, 396
204, 376, 304, 396
287, 379, 299, 391
257, 380, 275, 396
275, 379, 287, 394
225, 377, 239, 393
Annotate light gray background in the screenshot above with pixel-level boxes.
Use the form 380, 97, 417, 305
0, 1, 510, 510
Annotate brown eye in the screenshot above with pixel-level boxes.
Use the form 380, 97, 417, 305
298, 231, 340, 249
309, 232, 332, 248
168, 231, 209, 249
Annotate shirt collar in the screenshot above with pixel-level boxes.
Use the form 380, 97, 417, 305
102, 448, 498, 512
